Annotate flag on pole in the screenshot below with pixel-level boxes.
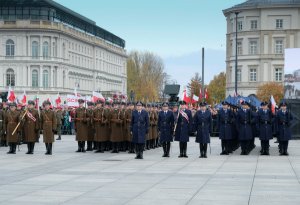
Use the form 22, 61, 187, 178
270, 95, 276, 114
7, 86, 16, 102
192, 95, 199, 102
204, 88, 209, 99
199, 88, 203, 99
55, 93, 62, 107
92, 91, 105, 102
182, 88, 191, 103
18, 90, 27, 105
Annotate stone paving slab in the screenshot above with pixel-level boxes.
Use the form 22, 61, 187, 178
0, 135, 300, 205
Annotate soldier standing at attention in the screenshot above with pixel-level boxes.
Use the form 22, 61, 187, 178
0, 104, 4, 147
93, 100, 110, 153
110, 102, 124, 153
125, 102, 135, 153
130, 101, 149, 159
86, 102, 95, 151
149, 104, 158, 149
217, 101, 234, 155
75, 99, 88, 152
257, 102, 274, 155
40, 101, 57, 155
120, 102, 127, 151
158, 102, 174, 157
55, 106, 63, 140
4, 102, 20, 154
194, 102, 212, 158
276, 102, 293, 156
175, 101, 192, 158
23, 100, 39, 154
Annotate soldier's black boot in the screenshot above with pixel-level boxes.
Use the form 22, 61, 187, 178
135, 144, 140, 159
12, 143, 17, 154
111, 143, 117, 153
220, 140, 226, 155
86, 141, 93, 151
162, 143, 167, 157
45, 143, 49, 155
265, 141, 270, 156
56, 136, 61, 140
199, 144, 204, 158
48, 143, 52, 155
30, 143, 35, 154
26, 143, 31, 154
93, 141, 97, 150
81, 141, 86, 153
283, 141, 289, 156
260, 141, 264, 155
166, 142, 171, 157
203, 144, 208, 158
178, 142, 183, 158
146, 140, 150, 150
183, 142, 188, 158
140, 144, 144, 159
76, 142, 81, 152
7, 143, 13, 154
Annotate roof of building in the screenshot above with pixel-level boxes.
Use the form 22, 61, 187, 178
0, 0, 125, 48
223, 0, 300, 15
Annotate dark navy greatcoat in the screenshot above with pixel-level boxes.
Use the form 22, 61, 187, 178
217, 109, 234, 140
130, 109, 149, 144
257, 109, 274, 141
158, 110, 175, 143
193, 110, 211, 144
236, 109, 254, 141
175, 109, 192, 142
276, 110, 293, 141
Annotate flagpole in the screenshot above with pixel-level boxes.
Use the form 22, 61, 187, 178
201, 47, 205, 101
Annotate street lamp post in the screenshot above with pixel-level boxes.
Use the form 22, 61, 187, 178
234, 11, 240, 95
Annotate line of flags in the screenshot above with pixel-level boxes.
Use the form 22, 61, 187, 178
182, 87, 209, 104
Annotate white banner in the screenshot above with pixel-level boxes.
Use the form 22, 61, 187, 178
66, 95, 79, 107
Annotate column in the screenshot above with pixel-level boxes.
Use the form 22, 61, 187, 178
27, 66, 30, 87
50, 66, 53, 88
40, 66, 43, 88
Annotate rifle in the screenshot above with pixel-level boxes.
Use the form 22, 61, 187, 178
173, 105, 181, 136
12, 109, 28, 136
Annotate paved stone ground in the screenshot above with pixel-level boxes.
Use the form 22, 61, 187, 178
0, 136, 300, 205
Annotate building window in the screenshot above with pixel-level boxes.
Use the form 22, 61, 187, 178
53, 42, 57, 57
43, 42, 49, 59
249, 68, 257, 82
238, 21, 243, 31
237, 41, 243, 55
237, 68, 242, 82
43, 70, 49, 88
6, 39, 15, 56
276, 19, 283, 29
275, 39, 284, 54
275, 68, 283, 81
6, 68, 15, 86
249, 40, 258, 55
32, 70, 39, 87
250, 20, 257, 30
32, 41, 39, 58
62, 43, 66, 59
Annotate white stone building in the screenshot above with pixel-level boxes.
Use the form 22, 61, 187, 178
0, 0, 127, 103
223, 0, 300, 97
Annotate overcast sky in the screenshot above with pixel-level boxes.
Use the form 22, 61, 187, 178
55, 0, 244, 86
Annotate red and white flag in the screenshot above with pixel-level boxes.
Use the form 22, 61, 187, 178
7, 86, 16, 102
55, 93, 62, 107
92, 91, 105, 103
270, 95, 276, 114
192, 95, 199, 102
204, 88, 209, 99
182, 88, 191, 103
18, 90, 27, 105
199, 88, 203, 99
107, 97, 113, 104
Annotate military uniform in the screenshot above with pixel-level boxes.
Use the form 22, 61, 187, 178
55, 108, 63, 140
194, 102, 211, 158
131, 102, 149, 159
75, 101, 88, 152
149, 107, 158, 149
4, 103, 21, 154
23, 103, 39, 154
0, 109, 4, 146
93, 102, 110, 152
40, 102, 57, 155
86, 102, 95, 151
109, 104, 124, 153
125, 104, 134, 153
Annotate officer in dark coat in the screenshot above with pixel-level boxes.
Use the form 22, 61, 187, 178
236, 101, 255, 155
276, 102, 293, 156
217, 101, 234, 155
158, 102, 174, 157
194, 102, 211, 158
131, 101, 149, 159
175, 101, 192, 158
257, 101, 274, 155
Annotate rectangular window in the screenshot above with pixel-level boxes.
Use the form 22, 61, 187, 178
275, 39, 284, 54
250, 20, 257, 30
249, 40, 258, 55
249, 68, 257, 82
238, 21, 243, 31
237, 41, 243, 55
276, 19, 283, 29
275, 68, 283, 81
237, 68, 242, 82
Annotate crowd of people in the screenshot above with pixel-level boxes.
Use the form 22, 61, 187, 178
0, 98, 294, 159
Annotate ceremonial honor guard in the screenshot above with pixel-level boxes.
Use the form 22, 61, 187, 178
175, 101, 192, 158
110, 102, 124, 153
4, 102, 20, 154
276, 102, 293, 156
130, 101, 149, 159
93, 100, 110, 153
120, 102, 127, 151
194, 102, 211, 158
55, 107, 63, 140
23, 100, 39, 154
86, 102, 95, 151
236, 101, 255, 155
257, 102, 274, 155
158, 102, 174, 157
75, 99, 88, 152
0, 104, 4, 147
149, 104, 158, 149
145, 104, 152, 150
40, 101, 57, 155
217, 101, 234, 155
125, 102, 134, 153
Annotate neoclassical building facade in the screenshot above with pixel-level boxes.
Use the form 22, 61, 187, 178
0, 0, 127, 102
223, 0, 300, 96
